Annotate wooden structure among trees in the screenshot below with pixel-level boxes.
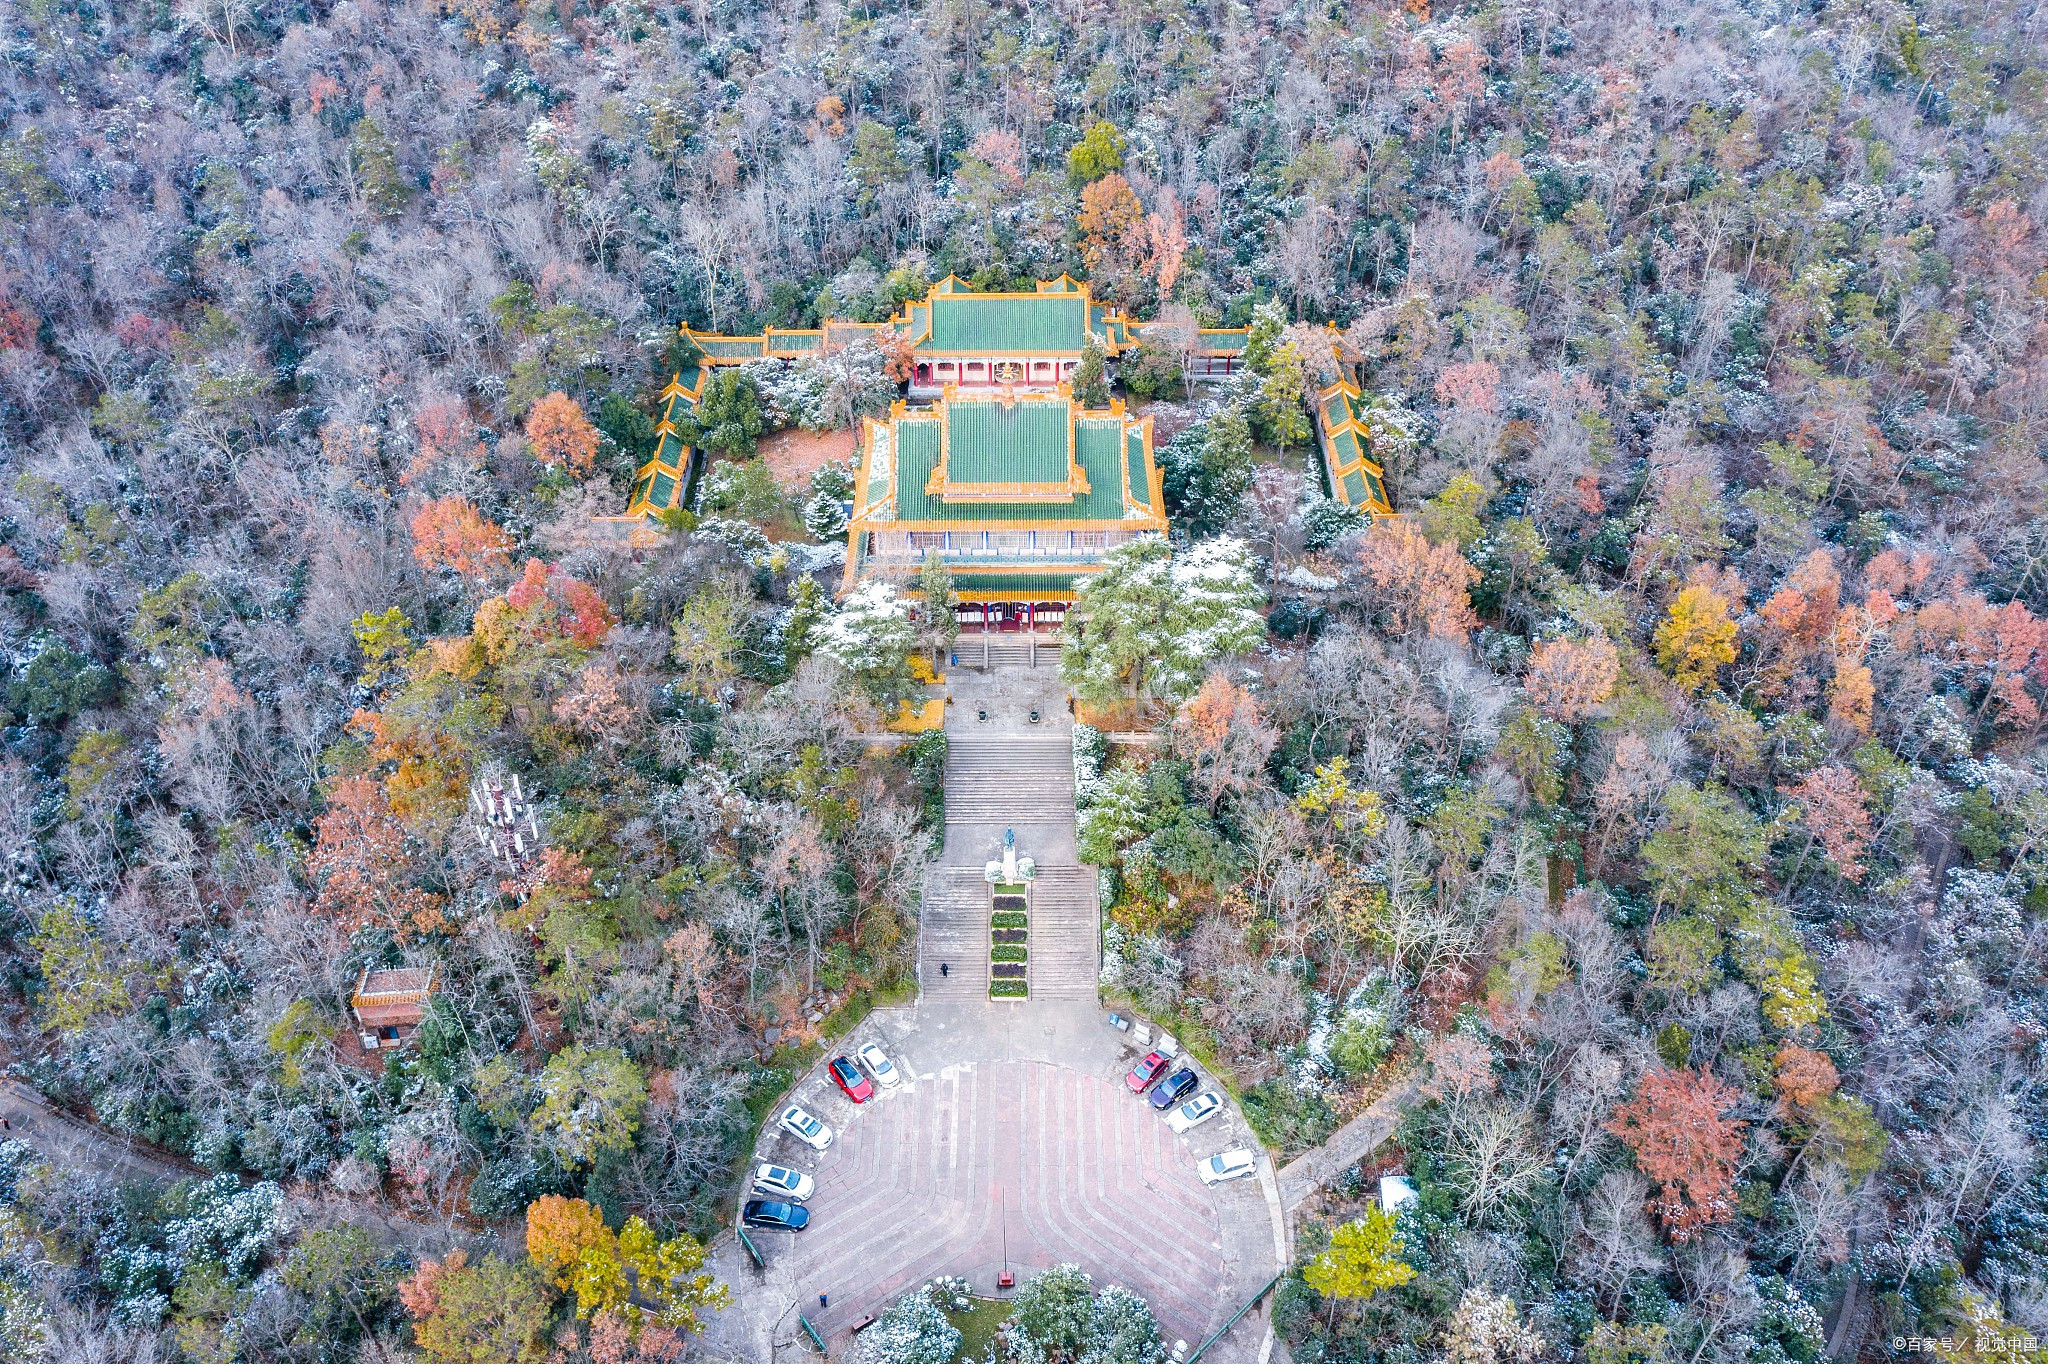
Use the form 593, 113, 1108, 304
350, 965, 438, 1051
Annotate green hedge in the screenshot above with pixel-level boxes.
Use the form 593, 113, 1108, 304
989, 980, 1029, 998
992, 911, 1027, 929
991, 945, 1028, 962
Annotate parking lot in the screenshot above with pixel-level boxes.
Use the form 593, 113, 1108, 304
722, 1000, 1283, 1358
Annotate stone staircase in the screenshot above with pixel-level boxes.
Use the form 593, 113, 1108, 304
1024, 865, 1101, 1001
943, 733, 1074, 824
955, 635, 1063, 672
919, 867, 992, 999
918, 730, 1099, 1003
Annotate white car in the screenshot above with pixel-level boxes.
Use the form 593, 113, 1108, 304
857, 1042, 902, 1089
1166, 1092, 1222, 1133
752, 1163, 816, 1202
1199, 1148, 1258, 1186
778, 1104, 834, 1150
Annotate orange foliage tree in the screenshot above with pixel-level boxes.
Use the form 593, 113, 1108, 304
1524, 635, 1619, 723
306, 776, 449, 939
1605, 1067, 1746, 1241
412, 496, 514, 578
1356, 517, 1480, 641
1145, 190, 1187, 294
525, 1194, 610, 1292
1772, 1042, 1840, 1114
525, 392, 601, 471
1171, 673, 1279, 812
1078, 173, 1146, 285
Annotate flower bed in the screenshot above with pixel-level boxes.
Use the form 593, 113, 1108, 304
991, 885, 1028, 999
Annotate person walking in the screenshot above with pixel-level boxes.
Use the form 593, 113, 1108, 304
940, 962, 949, 977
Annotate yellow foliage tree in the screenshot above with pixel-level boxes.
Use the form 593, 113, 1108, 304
1652, 584, 1738, 692
1303, 1206, 1414, 1303
523, 1197, 727, 1333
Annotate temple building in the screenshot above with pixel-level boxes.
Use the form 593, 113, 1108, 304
622, 277, 1395, 622
843, 386, 1166, 629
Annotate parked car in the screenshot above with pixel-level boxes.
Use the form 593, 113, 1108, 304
1166, 1092, 1223, 1133
1199, 1149, 1259, 1186
828, 1055, 873, 1103
751, 1163, 815, 1202
742, 1199, 811, 1231
1149, 1068, 1199, 1110
1124, 1051, 1169, 1093
778, 1104, 834, 1150
857, 1042, 902, 1089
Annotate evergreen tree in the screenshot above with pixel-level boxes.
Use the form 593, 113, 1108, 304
1073, 339, 1111, 407
677, 370, 766, 458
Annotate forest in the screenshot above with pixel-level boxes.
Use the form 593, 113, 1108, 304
0, 0, 2045, 1361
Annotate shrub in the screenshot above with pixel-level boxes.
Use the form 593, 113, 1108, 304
990, 981, 1029, 998
991, 945, 1028, 962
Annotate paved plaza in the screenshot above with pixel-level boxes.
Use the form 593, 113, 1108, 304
696, 658, 1285, 1361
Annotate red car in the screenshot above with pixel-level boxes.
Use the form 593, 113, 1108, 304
828, 1055, 873, 1103
1125, 1051, 1169, 1094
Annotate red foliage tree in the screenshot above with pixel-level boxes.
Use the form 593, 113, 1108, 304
1605, 1067, 1746, 1241
1172, 673, 1279, 811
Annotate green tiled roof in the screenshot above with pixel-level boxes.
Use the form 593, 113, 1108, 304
894, 409, 1129, 522
1198, 329, 1249, 351
698, 337, 766, 358
1340, 468, 1368, 504
1125, 429, 1152, 509
924, 294, 1090, 353
768, 331, 820, 353
944, 401, 1072, 484
647, 469, 680, 508
950, 570, 1093, 597
1327, 427, 1364, 469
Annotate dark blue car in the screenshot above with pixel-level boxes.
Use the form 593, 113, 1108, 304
1149, 1068, 1199, 1110
743, 1199, 812, 1231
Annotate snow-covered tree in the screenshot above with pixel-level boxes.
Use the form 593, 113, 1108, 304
1008, 1265, 1166, 1364
1059, 536, 1265, 705
818, 581, 918, 703
855, 1285, 960, 1364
